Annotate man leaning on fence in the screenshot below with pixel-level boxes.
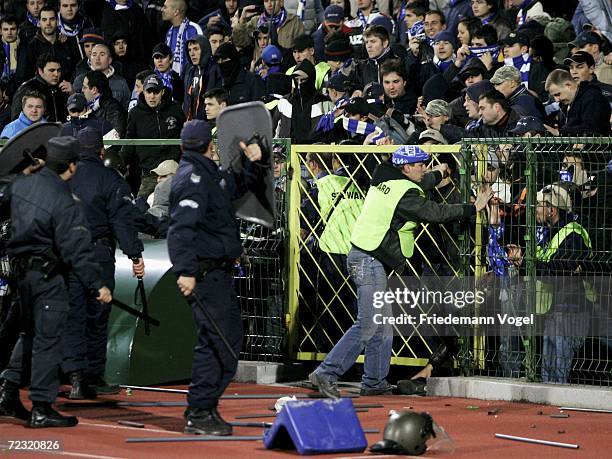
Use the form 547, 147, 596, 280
309, 145, 493, 397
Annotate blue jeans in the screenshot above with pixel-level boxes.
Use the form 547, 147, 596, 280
315, 248, 393, 389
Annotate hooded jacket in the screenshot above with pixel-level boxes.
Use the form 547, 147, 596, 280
216, 43, 266, 105
274, 59, 333, 142
121, 91, 186, 171
183, 35, 223, 120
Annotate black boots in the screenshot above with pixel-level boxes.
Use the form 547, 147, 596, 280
184, 407, 232, 436
29, 402, 78, 428
69, 372, 97, 400
0, 379, 30, 421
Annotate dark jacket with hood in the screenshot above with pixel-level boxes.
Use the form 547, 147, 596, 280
354, 162, 476, 274
273, 59, 333, 143
560, 80, 611, 136
183, 35, 222, 120
96, 95, 128, 138
11, 75, 68, 122
121, 91, 186, 171
216, 43, 265, 105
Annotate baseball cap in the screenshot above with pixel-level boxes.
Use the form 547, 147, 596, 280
501, 32, 529, 47
490, 65, 521, 85
47, 136, 80, 163
80, 27, 105, 44
344, 97, 370, 116
537, 184, 572, 212
152, 43, 172, 58
457, 58, 487, 82
568, 31, 601, 49
425, 99, 449, 117
261, 45, 282, 66
77, 127, 103, 154
419, 129, 447, 144
181, 120, 212, 150
564, 50, 596, 67
67, 93, 87, 112
392, 145, 430, 166
466, 80, 495, 101
326, 73, 351, 91
143, 74, 164, 91
324, 5, 343, 25
509, 115, 546, 135
151, 159, 179, 176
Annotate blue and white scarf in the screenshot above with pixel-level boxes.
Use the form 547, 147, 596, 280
166, 18, 189, 76
407, 20, 425, 40
504, 53, 532, 88
433, 55, 454, 72
26, 11, 39, 26
257, 8, 288, 28
58, 15, 85, 37
469, 45, 500, 60
398, 1, 407, 22
87, 95, 101, 111
155, 69, 174, 93
315, 96, 349, 132
342, 117, 385, 144
2, 42, 18, 78
516, 0, 534, 26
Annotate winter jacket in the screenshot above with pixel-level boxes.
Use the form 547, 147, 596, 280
61, 112, 117, 139
351, 47, 401, 90
446, 0, 473, 35
0, 112, 39, 138
560, 80, 611, 136
96, 96, 128, 138
11, 75, 68, 122
73, 67, 132, 110
232, 11, 305, 51
121, 93, 186, 172
183, 35, 223, 120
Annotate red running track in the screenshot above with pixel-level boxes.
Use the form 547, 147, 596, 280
1, 382, 611, 458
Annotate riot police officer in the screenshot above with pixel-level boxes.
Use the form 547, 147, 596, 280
62, 127, 145, 399
168, 120, 264, 436
0, 136, 112, 428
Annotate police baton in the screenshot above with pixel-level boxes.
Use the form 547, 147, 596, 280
190, 291, 238, 361
136, 277, 151, 335
110, 298, 160, 328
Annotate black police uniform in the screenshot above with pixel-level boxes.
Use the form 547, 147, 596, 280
62, 128, 143, 390
167, 122, 264, 433
0, 138, 105, 424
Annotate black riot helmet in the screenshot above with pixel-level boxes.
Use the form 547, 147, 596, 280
370, 411, 436, 456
